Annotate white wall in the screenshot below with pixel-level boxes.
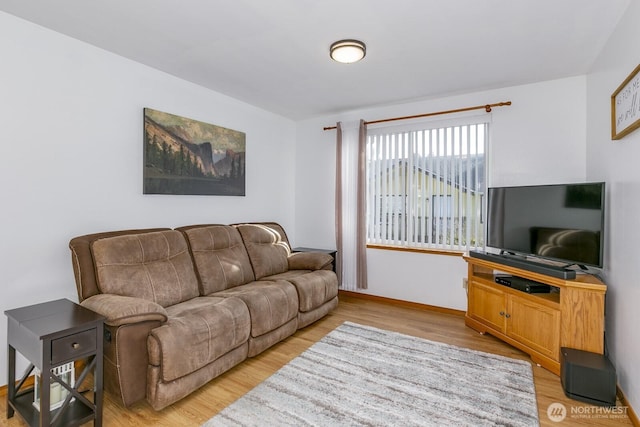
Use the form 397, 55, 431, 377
295, 76, 588, 310
586, 0, 640, 413
0, 12, 296, 386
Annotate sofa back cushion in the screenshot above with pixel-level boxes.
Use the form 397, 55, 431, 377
92, 230, 200, 307
69, 228, 171, 302
235, 223, 290, 279
180, 225, 256, 294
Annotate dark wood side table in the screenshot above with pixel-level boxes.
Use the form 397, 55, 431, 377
292, 247, 338, 274
5, 298, 105, 427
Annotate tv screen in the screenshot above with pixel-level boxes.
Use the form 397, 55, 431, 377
487, 182, 605, 268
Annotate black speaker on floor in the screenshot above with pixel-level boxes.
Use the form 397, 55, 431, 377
561, 347, 616, 406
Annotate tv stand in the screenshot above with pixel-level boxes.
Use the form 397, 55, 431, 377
464, 254, 606, 375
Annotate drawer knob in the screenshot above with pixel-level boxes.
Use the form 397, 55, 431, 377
505, 313, 511, 319
499, 311, 505, 316
72, 342, 80, 349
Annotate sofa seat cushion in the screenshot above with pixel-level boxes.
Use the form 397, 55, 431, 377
148, 296, 250, 382
279, 270, 339, 312
260, 270, 312, 281
92, 230, 200, 307
213, 281, 299, 337
180, 225, 256, 294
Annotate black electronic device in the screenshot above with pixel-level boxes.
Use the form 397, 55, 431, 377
469, 250, 577, 279
494, 275, 551, 293
486, 182, 605, 269
561, 347, 616, 407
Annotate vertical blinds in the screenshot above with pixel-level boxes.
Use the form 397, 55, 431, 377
366, 115, 489, 251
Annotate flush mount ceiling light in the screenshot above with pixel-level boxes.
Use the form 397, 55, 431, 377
330, 39, 366, 64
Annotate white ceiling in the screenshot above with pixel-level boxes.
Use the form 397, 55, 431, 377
0, 0, 630, 120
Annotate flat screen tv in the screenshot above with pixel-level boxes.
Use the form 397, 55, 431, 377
486, 182, 605, 268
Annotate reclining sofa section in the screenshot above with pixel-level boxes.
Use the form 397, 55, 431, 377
69, 222, 338, 410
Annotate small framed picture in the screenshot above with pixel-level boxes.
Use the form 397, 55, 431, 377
611, 63, 640, 140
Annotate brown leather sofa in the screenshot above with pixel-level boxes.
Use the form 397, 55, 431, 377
69, 222, 338, 410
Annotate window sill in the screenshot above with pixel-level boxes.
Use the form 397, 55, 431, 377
366, 244, 465, 257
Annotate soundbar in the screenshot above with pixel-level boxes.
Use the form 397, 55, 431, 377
469, 250, 576, 279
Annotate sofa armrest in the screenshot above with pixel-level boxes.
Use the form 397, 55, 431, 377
288, 252, 333, 271
80, 294, 168, 327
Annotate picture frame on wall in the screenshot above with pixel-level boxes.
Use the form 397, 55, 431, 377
143, 108, 246, 196
611, 63, 640, 140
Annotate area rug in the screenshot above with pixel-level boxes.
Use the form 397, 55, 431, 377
204, 321, 539, 426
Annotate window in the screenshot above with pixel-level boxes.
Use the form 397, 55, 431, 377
366, 116, 488, 251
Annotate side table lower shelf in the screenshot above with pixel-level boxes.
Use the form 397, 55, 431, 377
11, 389, 96, 427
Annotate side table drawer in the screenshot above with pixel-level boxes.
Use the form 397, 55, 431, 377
51, 328, 97, 365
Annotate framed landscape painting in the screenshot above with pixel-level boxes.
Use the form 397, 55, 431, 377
143, 108, 246, 196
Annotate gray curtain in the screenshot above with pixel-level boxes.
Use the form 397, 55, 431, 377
335, 120, 367, 290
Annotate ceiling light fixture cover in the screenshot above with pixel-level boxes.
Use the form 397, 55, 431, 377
330, 39, 366, 64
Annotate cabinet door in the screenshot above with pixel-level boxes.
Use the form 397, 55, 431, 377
468, 281, 506, 333
507, 295, 560, 360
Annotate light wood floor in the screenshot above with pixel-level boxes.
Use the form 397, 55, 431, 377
1, 293, 634, 426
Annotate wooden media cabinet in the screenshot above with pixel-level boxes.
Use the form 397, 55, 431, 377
464, 255, 606, 375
